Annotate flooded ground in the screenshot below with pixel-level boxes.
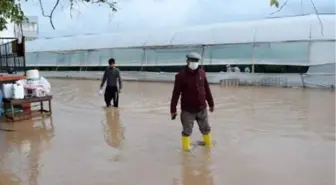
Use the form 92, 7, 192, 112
0, 79, 335, 185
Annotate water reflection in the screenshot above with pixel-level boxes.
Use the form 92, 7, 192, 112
0, 118, 54, 185
103, 108, 125, 149
180, 148, 214, 185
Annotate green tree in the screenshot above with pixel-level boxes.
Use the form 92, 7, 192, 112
0, 0, 117, 31
0, 0, 25, 31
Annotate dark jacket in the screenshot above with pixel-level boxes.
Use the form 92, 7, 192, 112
170, 66, 214, 114
100, 67, 122, 89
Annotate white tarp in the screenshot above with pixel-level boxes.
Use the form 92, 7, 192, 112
309, 41, 336, 65
26, 14, 335, 53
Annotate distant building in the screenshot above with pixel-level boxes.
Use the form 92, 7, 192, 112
0, 16, 39, 41
15, 16, 39, 41
0, 22, 14, 41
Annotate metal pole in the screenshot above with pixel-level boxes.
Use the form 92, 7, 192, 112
252, 45, 255, 73
200, 45, 205, 66
5, 40, 8, 73
252, 28, 257, 74
308, 25, 312, 66
140, 48, 146, 71
304, 25, 313, 88
23, 36, 26, 75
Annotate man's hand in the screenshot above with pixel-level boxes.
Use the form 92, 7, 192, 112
209, 107, 214, 113
171, 112, 177, 120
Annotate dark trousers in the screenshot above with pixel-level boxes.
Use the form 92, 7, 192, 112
180, 109, 211, 136
104, 86, 119, 107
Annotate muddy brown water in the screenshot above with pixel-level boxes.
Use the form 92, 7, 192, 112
0, 79, 335, 185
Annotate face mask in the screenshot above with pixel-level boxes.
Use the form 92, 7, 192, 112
188, 62, 199, 70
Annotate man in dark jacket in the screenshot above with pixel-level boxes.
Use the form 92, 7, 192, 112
100, 58, 123, 108
170, 52, 214, 151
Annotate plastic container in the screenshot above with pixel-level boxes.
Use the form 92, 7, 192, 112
12, 83, 25, 99
2, 83, 13, 99
26, 69, 40, 80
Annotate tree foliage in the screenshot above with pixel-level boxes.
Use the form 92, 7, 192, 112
0, 0, 26, 31
270, 0, 280, 8
0, 0, 117, 31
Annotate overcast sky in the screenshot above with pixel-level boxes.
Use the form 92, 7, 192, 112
20, 0, 335, 37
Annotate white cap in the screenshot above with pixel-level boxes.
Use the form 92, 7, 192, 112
186, 52, 202, 60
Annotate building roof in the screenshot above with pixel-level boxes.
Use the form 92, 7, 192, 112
26, 14, 335, 53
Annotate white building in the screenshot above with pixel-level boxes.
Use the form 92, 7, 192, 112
24, 14, 335, 88
0, 16, 38, 41
25, 14, 335, 70
0, 25, 14, 38
17, 16, 39, 41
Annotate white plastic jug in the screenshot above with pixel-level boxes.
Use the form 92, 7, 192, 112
12, 83, 25, 99
26, 69, 40, 80
2, 83, 13, 99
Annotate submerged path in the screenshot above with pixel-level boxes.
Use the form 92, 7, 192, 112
0, 79, 334, 185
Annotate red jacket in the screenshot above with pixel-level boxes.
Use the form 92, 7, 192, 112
170, 66, 214, 114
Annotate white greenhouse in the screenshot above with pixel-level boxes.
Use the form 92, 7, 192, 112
25, 14, 335, 74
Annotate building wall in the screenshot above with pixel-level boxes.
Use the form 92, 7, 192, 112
0, 23, 15, 38
13, 16, 39, 41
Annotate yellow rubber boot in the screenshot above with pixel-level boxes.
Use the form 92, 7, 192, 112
182, 136, 191, 151
203, 133, 212, 147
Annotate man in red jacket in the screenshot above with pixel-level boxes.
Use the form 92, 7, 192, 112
170, 52, 214, 151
